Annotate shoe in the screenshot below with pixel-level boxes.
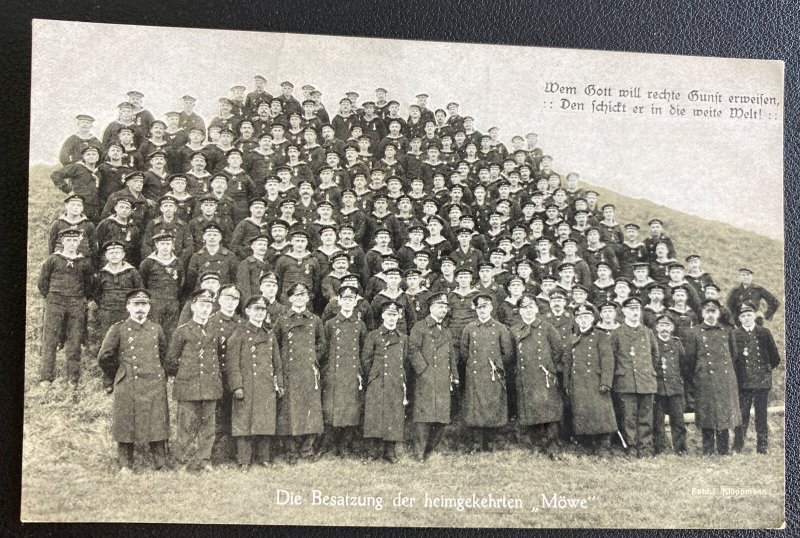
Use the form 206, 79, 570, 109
119, 466, 132, 475
383, 453, 398, 464
240, 464, 250, 472
38, 380, 52, 390
200, 463, 213, 472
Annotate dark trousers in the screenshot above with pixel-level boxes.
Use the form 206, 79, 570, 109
653, 394, 687, 454
117, 441, 167, 469
150, 298, 180, 340
702, 428, 730, 455
577, 433, 612, 455
211, 391, 234, 463
527, 422, 559, 453
617, 392, 654, 456
319, 424, 357, 456
40, 297, 85, 383
288, 434, 317, 459
556, 371, 573, 441
734, 388, 770, 453
370, 439, 397, 460
175, 400, 217, 464
413, 422, 447, 459
470, 427, 498, 452
235, 435, 274, 465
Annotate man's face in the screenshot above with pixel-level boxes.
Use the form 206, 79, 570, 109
127, 178, 144, 193
382, 308, 400, 328
634, 268, 648, 280
456, 272, 472, 287
116, 202, 133, 218
150, 156, 166, 168
603, 207, 615, 220
289, 289, 309, 309
526, 134, 538, 145
183, 99, 195, 112
614, 283, 630, 297
623, 304, 641, 324
687, 258, 701, 271
597, 266, 611, 280
240, 123, 254, 137
560, 268, 575, 281
277, 171, 292, 183
672, 291, 687, 304
127, 300, 151, 321
320, 230, 336, 245
191, 156, 206, 169
191, 300, 214, 321
373, 199, 388, 213
740, 271, 753, 285
669, 268, 684, 282
339, 228, 354, 243
549, 297, 566, 312
119, 131, 134, 145
251, 204, 266, 218
429, 301, 449, 319
105, 247, 125, 264
151, 123, 165, 137
287, 148, 300, 160
291, 235, 308, 251
375, 233, 390, 247
475, 301, 492, 320
105, 146, 120, 160
219, 102, 232, 115
338, 294, 356, 312
702, 306, 720, 325
189, 131, 203, 144
227, 154, 242, 167
251, 239, 268, 256
200, 279, 221, 294
655, 244, 668, 258
600, 308, 616, 325
204, 230, 222, 246
271, 226, 286, 242
649, 222, 663, 236
211, 179, 227, 193
218, 289, 241, 312
739, 311, 756, 326
576, 313, 594, 331
247, 305, 267, 324
649, 289, 664, 302
119, 107, 134, 121
507, 281, 524, 296
260, 280, 278, 298
271, 126, 284, 139
340, 101, 352, 114
65, 200, 83, 215
389, 103, 399, 115
625, 228, 639, 241
656, 320, 674, 339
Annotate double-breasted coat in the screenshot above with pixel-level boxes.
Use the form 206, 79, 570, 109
684, 323, 742, 430
321, 313, 368, 427
274, 309, 325, 436
564, 327, 617, 435
362, 325, 409, 441
460, 318, 512, 427
226, 321, 284, 436
729, 325, 780, 390
509, 319, 564, 426
409, 316, 459, 424
165, 319, 223, 401
98, 318, 170, 443
609, 323, 659, 394
655, 336, 687, 397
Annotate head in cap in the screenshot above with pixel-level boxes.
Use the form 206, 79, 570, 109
379, 301, 402, 327
472, 293, 495, 319
102, 240, 126, 262
287, 283, 310, 307
622, 297, 643, 324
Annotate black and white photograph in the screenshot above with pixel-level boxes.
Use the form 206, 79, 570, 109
22, 19, 785, 528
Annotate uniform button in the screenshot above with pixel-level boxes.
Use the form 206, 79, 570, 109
473, 370, 477, 374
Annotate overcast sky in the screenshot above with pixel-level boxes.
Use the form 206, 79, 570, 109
31, 20, 784, 239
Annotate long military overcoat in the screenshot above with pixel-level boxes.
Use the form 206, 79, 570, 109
684, 323, 742, 430
274, 309, 325, 436
564, 327, 618, 435
98, 318, 170, 443
321, 313, 368, 427
226, 321, 283, 436
460, 318, 512, 427
409, 316, 459, 424
509, 318, 564, 426
362, 325, 409, 441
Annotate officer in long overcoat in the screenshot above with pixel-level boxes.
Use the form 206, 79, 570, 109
509, 295, 564, 456
460, 293, 512, 452
274, 282, 325, 462
409, 292, 459, 461
684, 299, 741, 455
97, 289, 169, 472
226, 295, 284, 469
320, 285, 368, 457
362, 301, 410, 463
563, 305, 617, 455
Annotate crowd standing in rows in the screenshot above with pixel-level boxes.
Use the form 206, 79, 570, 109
37, 80, 782, 472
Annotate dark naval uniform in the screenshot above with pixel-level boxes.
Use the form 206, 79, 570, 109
226, 321, 284, 465
731, 323, 780, 453
684, 322, 742, 455
97, 317, 169, 469
460, 317, 512, 450
207, 310, 243, 462
320, 312, 368, 456
509, 318, 564, 452
653, 335, 688, 454
409, 315, 459, 460
362, 324, 410, 459
274, 308, 325, 459
609, 323, 659, 456
165, 318, 223, 466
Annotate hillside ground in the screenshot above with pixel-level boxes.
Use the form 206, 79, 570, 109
21, 165, 785, 527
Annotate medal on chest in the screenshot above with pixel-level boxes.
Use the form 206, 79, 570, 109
630, 346, 636, 357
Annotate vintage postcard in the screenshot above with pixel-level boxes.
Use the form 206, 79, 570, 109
23, 19, 784, 528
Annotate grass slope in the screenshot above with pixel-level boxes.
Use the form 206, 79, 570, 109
21, 164, 785, 527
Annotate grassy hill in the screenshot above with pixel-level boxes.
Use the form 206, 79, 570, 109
21, 164, 785, 527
